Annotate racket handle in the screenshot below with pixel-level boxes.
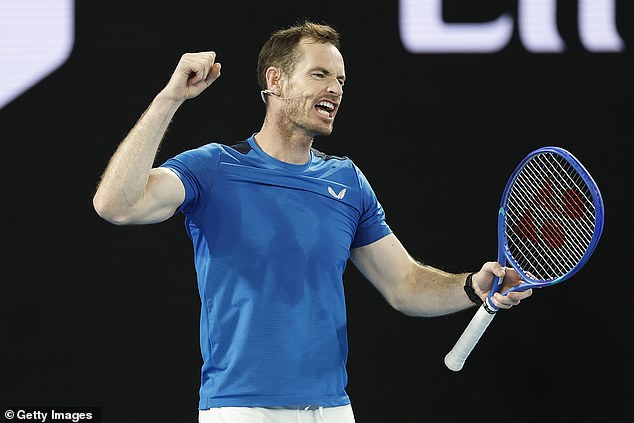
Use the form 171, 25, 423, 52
444, 301, 497, 371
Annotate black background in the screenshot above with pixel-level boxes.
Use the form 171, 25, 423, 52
2, 1, 632, 421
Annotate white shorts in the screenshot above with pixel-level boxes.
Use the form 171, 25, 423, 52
198, 405, 355, 423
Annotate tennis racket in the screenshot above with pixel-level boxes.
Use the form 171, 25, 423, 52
444, 146, 604, 371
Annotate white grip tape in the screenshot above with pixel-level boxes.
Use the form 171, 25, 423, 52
444, 304, 496, 371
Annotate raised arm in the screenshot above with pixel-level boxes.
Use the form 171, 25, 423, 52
93, 52, 221, 225
350, 233, 531, 317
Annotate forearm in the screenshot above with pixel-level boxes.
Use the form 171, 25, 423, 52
93, 92, 182, 221
352, 235, 526, 317
393, 264, 475, 317
351, 234, 478, 317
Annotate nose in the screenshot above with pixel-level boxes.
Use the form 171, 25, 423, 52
328, 78, 343, 96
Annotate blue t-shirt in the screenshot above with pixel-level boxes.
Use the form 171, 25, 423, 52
161, 135, 391, 409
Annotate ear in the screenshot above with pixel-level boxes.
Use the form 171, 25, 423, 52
265, 66, 284, 95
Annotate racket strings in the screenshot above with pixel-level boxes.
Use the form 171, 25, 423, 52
504, 153, 597, 281
532, 154, 596, 236
512, 160, 594, 260
509, 168, 592, 277
511, 155, 596, 277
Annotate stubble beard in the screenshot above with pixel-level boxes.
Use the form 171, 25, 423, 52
283, 100, 334, 139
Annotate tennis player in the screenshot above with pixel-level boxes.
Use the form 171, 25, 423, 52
93, 21, 532, 423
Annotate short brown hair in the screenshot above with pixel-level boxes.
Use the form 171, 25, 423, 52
256, 20, 341, 90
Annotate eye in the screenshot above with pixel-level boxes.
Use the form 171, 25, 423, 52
312, 72, 325, 79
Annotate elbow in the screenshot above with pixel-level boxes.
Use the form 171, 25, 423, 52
92, 193, 133, 225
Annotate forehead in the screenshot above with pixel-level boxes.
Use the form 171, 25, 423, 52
295, 40, 345, 75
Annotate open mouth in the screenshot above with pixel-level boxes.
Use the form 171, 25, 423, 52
315, 100, 337, 119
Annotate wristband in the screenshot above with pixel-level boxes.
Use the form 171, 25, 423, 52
464, 273, 483, 305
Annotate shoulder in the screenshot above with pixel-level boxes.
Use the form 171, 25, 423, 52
170, 141, 248, 166
310, 147, 358, 174
311, 147, 348, 163
182, 141, 227, 157
310, 147, 369, 187
160, 142, 231, 183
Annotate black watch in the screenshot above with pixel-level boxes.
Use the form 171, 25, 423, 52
464, 273, 483, 305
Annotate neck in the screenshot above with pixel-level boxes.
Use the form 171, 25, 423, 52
255, 121, 313, 165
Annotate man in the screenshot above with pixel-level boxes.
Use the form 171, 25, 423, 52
93, 21, 531, 423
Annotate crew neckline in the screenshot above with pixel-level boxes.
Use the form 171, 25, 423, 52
248, 134, 313, 173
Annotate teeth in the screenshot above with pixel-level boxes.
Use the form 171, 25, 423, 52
317, 101, 335, 110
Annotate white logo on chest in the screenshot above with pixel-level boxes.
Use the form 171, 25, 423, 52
328, 187, 347, 199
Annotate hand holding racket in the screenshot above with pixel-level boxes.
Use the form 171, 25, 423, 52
444, 146, 604, 371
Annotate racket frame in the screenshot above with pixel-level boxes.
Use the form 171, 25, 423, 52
487, 146, 605, 309
444, 146, 604, 371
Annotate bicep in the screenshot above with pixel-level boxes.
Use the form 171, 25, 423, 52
350, 233, 416, 304
130, 167, 185, 224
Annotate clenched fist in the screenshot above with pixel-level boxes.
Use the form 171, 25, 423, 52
160, 52, 221, 103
